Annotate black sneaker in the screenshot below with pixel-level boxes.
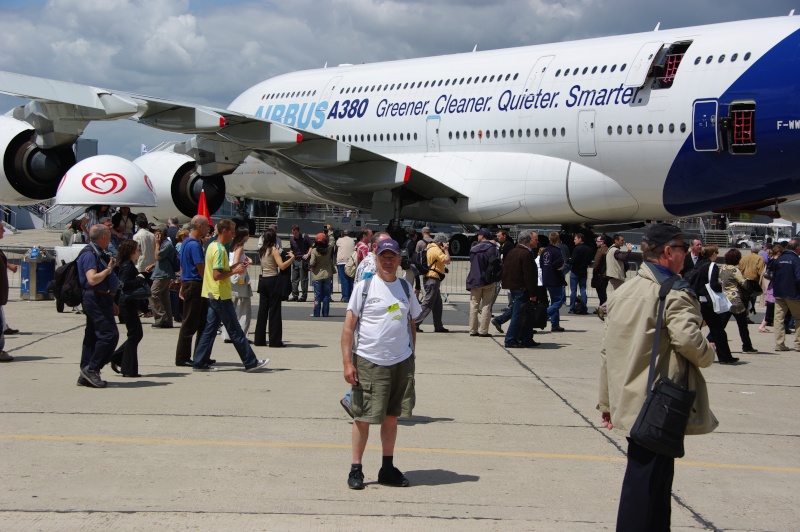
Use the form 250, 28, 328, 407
378, 466, 410, 487
348, 467, 365, 490
80, 367, 107, 388
76, 375, 92, 387
491, 318, 504, 333
551, 325, 565, 332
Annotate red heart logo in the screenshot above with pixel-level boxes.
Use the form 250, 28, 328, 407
81, 172, 128, 195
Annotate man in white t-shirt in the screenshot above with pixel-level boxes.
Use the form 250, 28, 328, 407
341, 239, 421, 490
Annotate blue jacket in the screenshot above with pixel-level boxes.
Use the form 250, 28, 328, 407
771, 251, 800, 300
466, 241, 499, 289
541, 244, 565, 287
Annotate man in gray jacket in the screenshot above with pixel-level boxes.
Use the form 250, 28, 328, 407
598, 223, 717, 531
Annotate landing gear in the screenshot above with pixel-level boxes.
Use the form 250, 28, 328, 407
448, 234, 470, 256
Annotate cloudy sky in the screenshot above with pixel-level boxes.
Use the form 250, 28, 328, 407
0, 0, 796, 159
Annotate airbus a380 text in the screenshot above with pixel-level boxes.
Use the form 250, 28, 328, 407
2, 15, 800, 227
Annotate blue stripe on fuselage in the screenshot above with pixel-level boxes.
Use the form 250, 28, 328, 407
663, 28, 800, 216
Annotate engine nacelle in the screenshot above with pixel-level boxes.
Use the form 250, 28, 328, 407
0, 115, 76, 204
132, 151, 226, 222
778, 199, 800, 225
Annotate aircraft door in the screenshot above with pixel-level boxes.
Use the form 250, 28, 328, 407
426, 115, 441, 152
521, 56, 555, 117
320, 76, 342, 101
693, 99, 719, 151
578, 110, 596, 156
624, 42, 663, 88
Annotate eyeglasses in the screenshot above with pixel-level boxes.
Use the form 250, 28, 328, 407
670, 243, 690, 252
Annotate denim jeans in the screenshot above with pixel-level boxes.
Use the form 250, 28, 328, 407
337, 264, 353, 302
546, 286, 564, 326
193, 298, 258, 368
313, 278, 333, 317
505, 289, 533, 347
569, 273, 587, 312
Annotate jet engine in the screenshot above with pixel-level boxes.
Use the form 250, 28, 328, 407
132, 151, 226, 222
0, 115, 75, 204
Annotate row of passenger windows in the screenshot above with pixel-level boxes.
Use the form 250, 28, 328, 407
334, 132, 420, 143
608, 123, 687, 135
332, 127, 573, 144
448, 128, 567, 140
263, 50, 754, 100
263, 89, 317, 100
556, 64, 627, 77
333, 122, 692, 144
694, 52, 751, 65
337, 73, 521, 95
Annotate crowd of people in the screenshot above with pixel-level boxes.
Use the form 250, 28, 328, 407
6, 211, 800, 527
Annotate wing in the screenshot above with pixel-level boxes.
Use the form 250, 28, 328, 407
0, 70, 462, 215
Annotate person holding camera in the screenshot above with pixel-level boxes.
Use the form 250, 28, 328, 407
414, 234, 451, 333
310, 232, 336, 317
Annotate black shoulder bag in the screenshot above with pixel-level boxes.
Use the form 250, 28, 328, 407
630, 274, 697, 458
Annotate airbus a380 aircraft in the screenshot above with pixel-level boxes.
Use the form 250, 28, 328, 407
2, 15, 800, 229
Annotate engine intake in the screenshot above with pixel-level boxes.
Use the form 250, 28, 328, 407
0, 116, 76, 203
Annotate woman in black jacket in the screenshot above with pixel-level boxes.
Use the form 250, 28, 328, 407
693, 245, 739, 365
110, 240, 144, 377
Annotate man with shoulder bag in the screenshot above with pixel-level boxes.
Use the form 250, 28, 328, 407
598, 224, 717, 531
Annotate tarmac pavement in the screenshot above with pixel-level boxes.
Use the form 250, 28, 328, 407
0, 232, 798, 530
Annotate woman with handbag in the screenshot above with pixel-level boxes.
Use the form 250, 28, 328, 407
310, 232, 336, 317
110, 240, 146, 377
694, 245, 739, 364
223, 227, 254, 343
254, 228, 294, 347
719, 249, 757, 353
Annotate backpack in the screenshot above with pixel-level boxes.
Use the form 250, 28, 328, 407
574, 297, 587, 315
170, 245, 180, 273
53, 248, 92, 308
482, 257, 503, 285
400, 240, 413, 271
344, 249, 359, 278
410, 247, 431, 276
682, 265, 705, 295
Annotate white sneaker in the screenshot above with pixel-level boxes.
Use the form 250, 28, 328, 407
246, 359, 270, 372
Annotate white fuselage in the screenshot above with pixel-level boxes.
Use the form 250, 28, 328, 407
220, 17, 800, 224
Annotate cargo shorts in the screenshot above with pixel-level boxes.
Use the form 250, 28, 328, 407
350, 354, 415, 424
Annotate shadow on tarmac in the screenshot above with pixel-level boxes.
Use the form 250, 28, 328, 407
399, 415, 454, 425
106, 380, 170, 388
404, 469, 480, 486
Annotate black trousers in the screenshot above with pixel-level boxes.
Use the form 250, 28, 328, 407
111, 298, 142, 376
595, 278, 609, 306
175, 280, 208, 364
721, 311, 753, 351
700, 302, 734, 362
254, 276, 283, 346
617, 438, 674, 532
